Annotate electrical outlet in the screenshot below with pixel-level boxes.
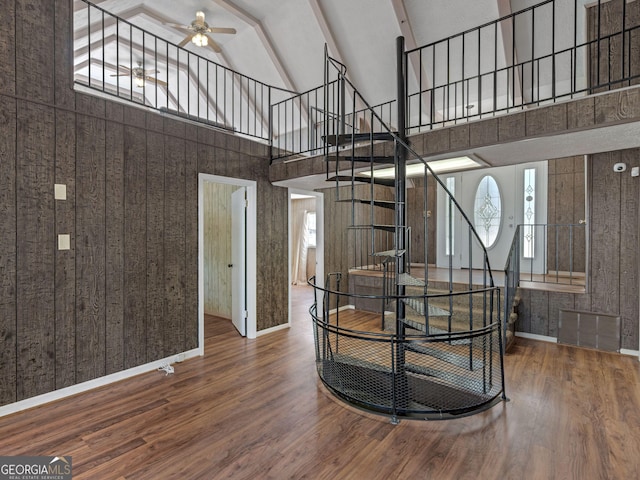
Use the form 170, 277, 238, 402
175, 353, 185, 363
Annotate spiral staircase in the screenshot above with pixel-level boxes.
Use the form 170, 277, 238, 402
309, 40, 507, 422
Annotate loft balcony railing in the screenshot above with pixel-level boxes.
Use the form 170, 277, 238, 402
271, 0, 640, 159
73, 0, 295, 142
270, 82, 395, 161
406, 0, 640, 132
74, 0, 639, 159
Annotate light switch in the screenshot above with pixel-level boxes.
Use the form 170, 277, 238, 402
632, 166, 640, 177
58, 234, 70, 251
55, 184, 67, 200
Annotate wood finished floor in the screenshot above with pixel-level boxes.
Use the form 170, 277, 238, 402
0, 285, 639, 479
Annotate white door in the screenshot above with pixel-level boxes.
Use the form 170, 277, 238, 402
231, 187, 247, 336
436, 162, 547, 272
459, 166, 517, 271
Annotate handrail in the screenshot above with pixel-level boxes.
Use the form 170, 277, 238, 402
504, 223, 587, 345
74, 0, 296, 142
405, 0, 640, 131
324, 51, 496, 288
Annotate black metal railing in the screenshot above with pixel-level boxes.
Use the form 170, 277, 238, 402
309, 277, 505, 420
270, 86, 396, 161
405, 0, 640, 132
503, 222, 587, 344
73, 0, 295, 141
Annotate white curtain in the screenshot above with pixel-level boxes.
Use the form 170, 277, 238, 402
292, 210, 310, 285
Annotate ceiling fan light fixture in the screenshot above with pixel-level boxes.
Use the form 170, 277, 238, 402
134, 76, 145, 88
192, 32, 208, 47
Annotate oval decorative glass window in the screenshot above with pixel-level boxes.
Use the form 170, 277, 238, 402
473, 175, 502, 248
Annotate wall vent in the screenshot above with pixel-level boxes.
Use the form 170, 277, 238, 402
558, 310, 620, 352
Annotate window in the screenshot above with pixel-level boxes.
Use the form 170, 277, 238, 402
473, 175, 502, 248
522, 168, 536, 258
306, 212, 316, 248
445, 177, 455, 255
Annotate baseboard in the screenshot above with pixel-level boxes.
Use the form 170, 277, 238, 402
0, 348, 201, 418
516, 331, 640, 359
515, 331, 557, 343
620, 348, 640, 359
329, 304, 355, 315
257, 323, 290, 336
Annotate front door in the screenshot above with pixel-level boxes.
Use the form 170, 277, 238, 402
436, 162, 547, 272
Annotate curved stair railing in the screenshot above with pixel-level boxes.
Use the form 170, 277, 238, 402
309, 40, 507, 422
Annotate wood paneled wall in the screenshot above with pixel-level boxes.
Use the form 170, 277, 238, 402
547, 156, 586, 272
589, 0, 640, 92
518, 149, 639, 350
203, 182, 237, 318
0, 0, 288, 407
407, 176, 438, 265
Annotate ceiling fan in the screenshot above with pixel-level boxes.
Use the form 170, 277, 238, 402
166, 10, 236, 53
110, 62, 167, 88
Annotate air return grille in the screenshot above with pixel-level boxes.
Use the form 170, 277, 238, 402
558, 310, 620, 352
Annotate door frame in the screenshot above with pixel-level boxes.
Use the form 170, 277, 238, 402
198, 174, 257, 352
436, 162, 547, 272
288, 189, 324, 327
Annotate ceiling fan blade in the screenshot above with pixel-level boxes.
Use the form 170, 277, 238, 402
110, 73, 133, 77
145, 76, 168, 87
165, 22, 190, 30
207, 37, 222, 53
208, 27, 236, 34
178, 35, 192, 48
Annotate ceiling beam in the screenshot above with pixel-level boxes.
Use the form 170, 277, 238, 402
307, 0, 367, 119
495, 0, 523, 105
307, 0, 344, 66
390, 0, 436, 122
212, 0, 298, 93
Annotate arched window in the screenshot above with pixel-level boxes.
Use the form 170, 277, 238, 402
473, 175, 502, 248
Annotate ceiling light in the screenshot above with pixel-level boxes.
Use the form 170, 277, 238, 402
361, 156, 482, 179
192, 32, 208, 47
134, 76, 145, 88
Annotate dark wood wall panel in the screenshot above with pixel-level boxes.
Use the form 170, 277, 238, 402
54, 109, 76, 389
16, 102, 56, 400
123, 127, 148, 369
15, 0, 54, 103
54, 0, 74, 108
407, 176, 437, 265
184, 140, 199, 350
256, 175, 288, 330
519, 149, 639, 351
589, 152, 621, 315
619, 149, 639, 349
547, 156, 586, 272
0, 96, 17, 405
0, 0, 16, 95
105, 107, 125, 375
146, 131, 165, 360
588, 0, 640, 91
163, 135, 186, 352
75, 107, 106, 383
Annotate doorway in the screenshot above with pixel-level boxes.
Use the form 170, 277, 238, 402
198, 174, 257, 352
288, 189, 324, 327
436, 162, 548, 272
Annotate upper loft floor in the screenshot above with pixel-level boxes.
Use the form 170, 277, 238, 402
70, 0, 640, 180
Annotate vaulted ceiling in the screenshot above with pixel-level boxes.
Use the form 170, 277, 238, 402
76, 0, 519, 109
74, 0, 640, 179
